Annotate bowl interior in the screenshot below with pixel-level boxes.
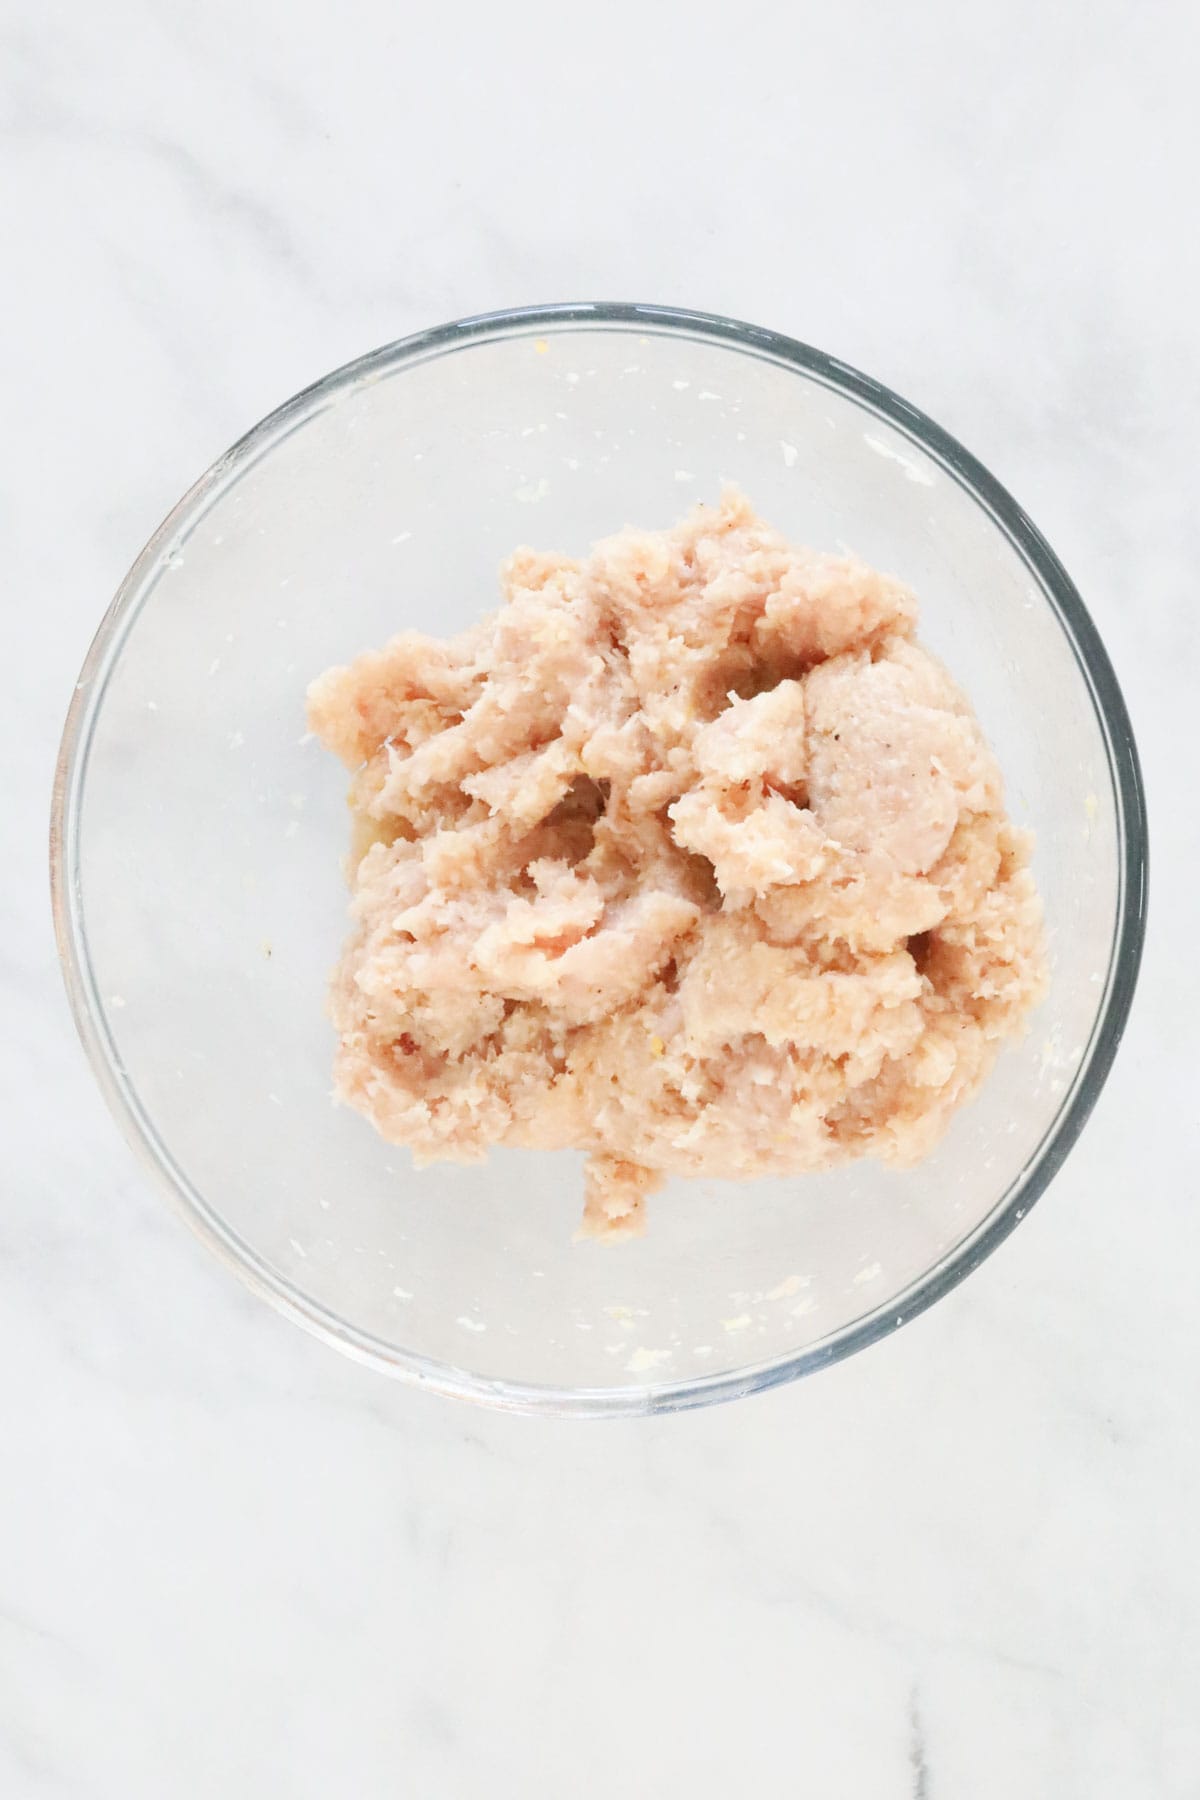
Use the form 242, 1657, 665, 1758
59, 311, 1135, 1410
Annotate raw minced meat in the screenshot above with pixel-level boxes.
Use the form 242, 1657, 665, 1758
308, 489, 1047, 1239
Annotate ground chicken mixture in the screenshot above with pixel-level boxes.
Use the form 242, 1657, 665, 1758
308, 489, 1047, 1239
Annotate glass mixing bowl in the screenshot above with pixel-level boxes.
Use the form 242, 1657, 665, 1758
51, 303, 1147, 1415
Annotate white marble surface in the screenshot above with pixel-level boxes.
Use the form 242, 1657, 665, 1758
3, 2, 1197, 1793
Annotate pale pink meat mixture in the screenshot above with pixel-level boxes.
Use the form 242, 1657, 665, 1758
308, 489, 1047, 1239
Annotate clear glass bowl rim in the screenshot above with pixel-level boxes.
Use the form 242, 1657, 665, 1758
49, 301, 1149, 1417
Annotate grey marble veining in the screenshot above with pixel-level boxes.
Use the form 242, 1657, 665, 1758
2, 1, 1196, 1794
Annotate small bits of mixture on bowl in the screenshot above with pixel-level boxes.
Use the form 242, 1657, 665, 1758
308, 489, 1047, 1240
